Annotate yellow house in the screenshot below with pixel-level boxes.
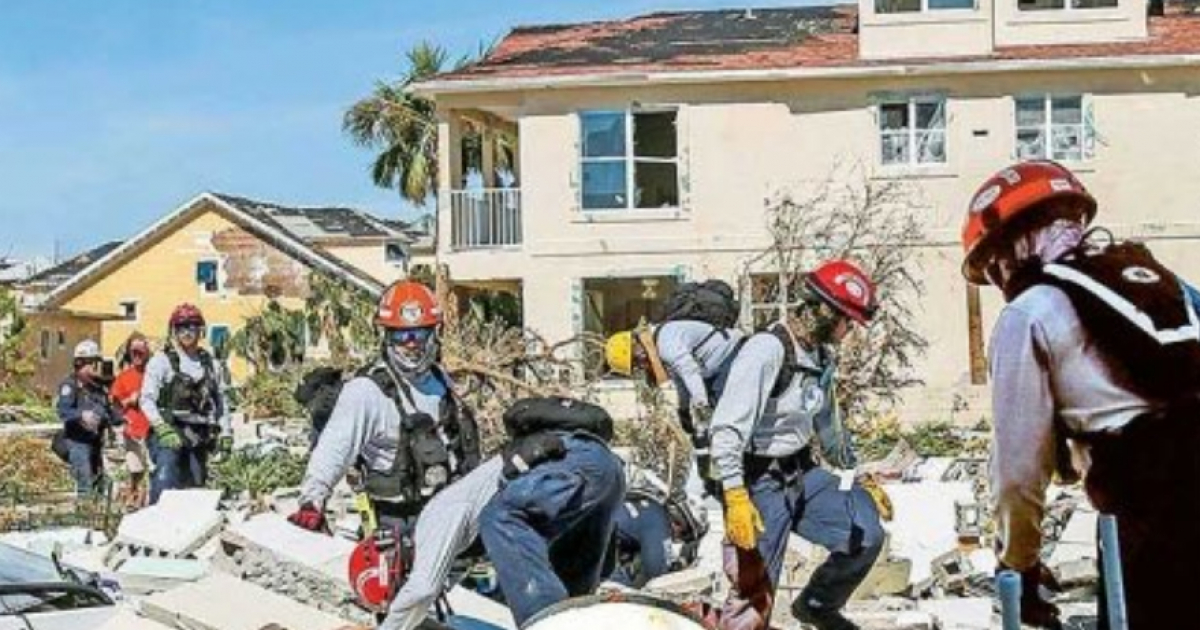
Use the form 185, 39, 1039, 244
414, 0, 1200, 421
25, 193, 429, 391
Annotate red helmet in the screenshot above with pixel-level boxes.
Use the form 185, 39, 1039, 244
962, 160, 1096, 285
169, 303, 206, 328
376, 281, 441, 329
805, 260, 878, 324
347, 534, 407, 612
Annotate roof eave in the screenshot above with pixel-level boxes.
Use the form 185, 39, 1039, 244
413, 53, 1200, 97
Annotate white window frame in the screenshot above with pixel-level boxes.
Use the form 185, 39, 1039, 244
1014, 94, 1092, 162
119, 299, 140, 322
197, 258, 221, 294
876, 0, 976, 13
579, 108, 681, 212
1018, 0, 1118, 11
878, 96, 948, 167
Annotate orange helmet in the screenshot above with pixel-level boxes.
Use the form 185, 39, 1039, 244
376, 281, 441, 329
805, 259, 878, 324
962, 160, 1096, 285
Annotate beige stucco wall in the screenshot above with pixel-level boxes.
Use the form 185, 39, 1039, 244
322, 242, 408, 284
436, 65, 1200, 422
994, 0, 1147, 47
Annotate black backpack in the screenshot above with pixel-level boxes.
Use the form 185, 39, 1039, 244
294, 367, 346, 439
503, 396, 614, 443
661, 280, 740, 329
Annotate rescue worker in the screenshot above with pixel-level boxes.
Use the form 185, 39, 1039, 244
962, 160, 1200, 629
111, 332, 152, 509
141, 304, 231, 504
479, 396, 626, 627
608, 454, 709, 588
605, 318, 745, 496
56, 339, 117, 497
288, 280, 480, 538
711, 260, 887, 630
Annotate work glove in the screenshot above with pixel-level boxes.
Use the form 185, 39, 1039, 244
287, 502, 327, 533
152, 421, 183, 450
502, 433, 567, 479
723, 487, 765, 550
999, 562, 1063, 630
859, 473, 894, 522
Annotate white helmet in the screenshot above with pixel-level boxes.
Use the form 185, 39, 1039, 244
73, 339, 102, 360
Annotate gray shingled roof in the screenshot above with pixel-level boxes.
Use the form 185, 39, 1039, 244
23, 241, 123, 288
212, 193, 419, 241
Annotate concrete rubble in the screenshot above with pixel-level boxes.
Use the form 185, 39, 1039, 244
0, 416, 1109, 630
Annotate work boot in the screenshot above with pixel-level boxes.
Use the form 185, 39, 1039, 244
791, 597, 859, 630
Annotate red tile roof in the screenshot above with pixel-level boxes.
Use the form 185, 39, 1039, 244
435, 6, 1200, 83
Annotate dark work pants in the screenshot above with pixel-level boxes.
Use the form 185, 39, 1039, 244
149, 433, 209, 504
609, 496, 674, 588
479, 435, 625, 627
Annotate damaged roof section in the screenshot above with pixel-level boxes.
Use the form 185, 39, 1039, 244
445, 6, 857, 79
22, 241, 123, 291
212, 194, 419, 243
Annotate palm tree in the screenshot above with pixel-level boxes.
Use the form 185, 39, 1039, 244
344, 41, 512, 206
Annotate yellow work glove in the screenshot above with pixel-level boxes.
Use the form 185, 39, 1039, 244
860, 474, 894, 522
723, 487, 765, 550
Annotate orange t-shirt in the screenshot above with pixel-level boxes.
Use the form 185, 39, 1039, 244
111, 367, 150, 440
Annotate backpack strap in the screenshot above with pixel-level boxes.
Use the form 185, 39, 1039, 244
766, 324, 798, 399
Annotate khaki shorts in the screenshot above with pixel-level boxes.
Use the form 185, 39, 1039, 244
124, 437, 150, 474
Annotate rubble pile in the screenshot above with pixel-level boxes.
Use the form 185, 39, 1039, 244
0, 419, 1106, 630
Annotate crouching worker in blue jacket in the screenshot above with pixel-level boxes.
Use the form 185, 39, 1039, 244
480, 396, 626, 627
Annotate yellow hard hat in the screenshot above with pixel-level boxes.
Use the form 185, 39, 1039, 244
605, 331, 634, 376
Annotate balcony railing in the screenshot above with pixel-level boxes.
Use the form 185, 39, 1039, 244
450, 188, 522, 250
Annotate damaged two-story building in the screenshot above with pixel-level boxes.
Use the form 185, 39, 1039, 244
415, 0, 1200, 420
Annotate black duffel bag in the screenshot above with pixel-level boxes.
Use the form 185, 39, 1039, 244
502, 396, 614, 443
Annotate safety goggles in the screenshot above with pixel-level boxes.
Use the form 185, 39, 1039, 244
385, 327, 434, 345
175, 323, 206, 337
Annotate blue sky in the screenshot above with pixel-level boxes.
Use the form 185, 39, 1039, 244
0, 0, 820, 261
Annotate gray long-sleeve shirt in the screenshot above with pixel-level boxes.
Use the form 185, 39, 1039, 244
989, 284, 1150, 570
379, 456, 503, 630
654, 321, 745, 408
299, 365, 447, 507
140, 345, 230, 435
710, 329, 831, 489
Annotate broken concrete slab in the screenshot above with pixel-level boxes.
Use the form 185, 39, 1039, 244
228, 513, 355, 580
97, 607, 178, 630
917, 597, 993, 630
114, 489, 224, 557
142, 572, 352, 630
116, 557, 210, 595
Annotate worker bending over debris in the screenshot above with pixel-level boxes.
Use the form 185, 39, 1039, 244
963, 160, 1200, 630
710, 260, 890, 630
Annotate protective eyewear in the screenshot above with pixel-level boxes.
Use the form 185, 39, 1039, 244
385, 327, 434, 345
175, 323, 206, 336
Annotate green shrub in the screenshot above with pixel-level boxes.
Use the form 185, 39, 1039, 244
210, 449, 308, 499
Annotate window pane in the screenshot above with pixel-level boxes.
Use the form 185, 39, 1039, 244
634, 161, 679, 208
916, 130, 946, 163
1017, 129, 1046, 159
915, 101, 945, 131
881, 131, 909, 165
1072, 0, 1117, 7
1015, 98, 1046, 127
876, 0, 921, 12
929, 0, 976, 9
581, 112, 626, 158
880, 103, 909, 131
1051, 97, 1082, 124
582, 161, 628, 209
633, 111, 677, 159
1019, 0, 1065, 9
1052, 126, 1083, 161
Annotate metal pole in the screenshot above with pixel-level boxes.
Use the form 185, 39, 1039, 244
1099, 514, 1129, 630
997, 569, 1022, 630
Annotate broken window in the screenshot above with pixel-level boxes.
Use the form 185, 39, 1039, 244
40, 330, 50, 360
880, 97, 946, 166
746, 272, 808, 330
210, 325, 230, 361
57, 329, 65, 349
196, 260, 220, 293
120, 300, 139, 321
1015, 95, 1090, 161
877, 0, 973, 12
581, 276, 679, 378
581, 110, 680, 210
384, 242, 407, 265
